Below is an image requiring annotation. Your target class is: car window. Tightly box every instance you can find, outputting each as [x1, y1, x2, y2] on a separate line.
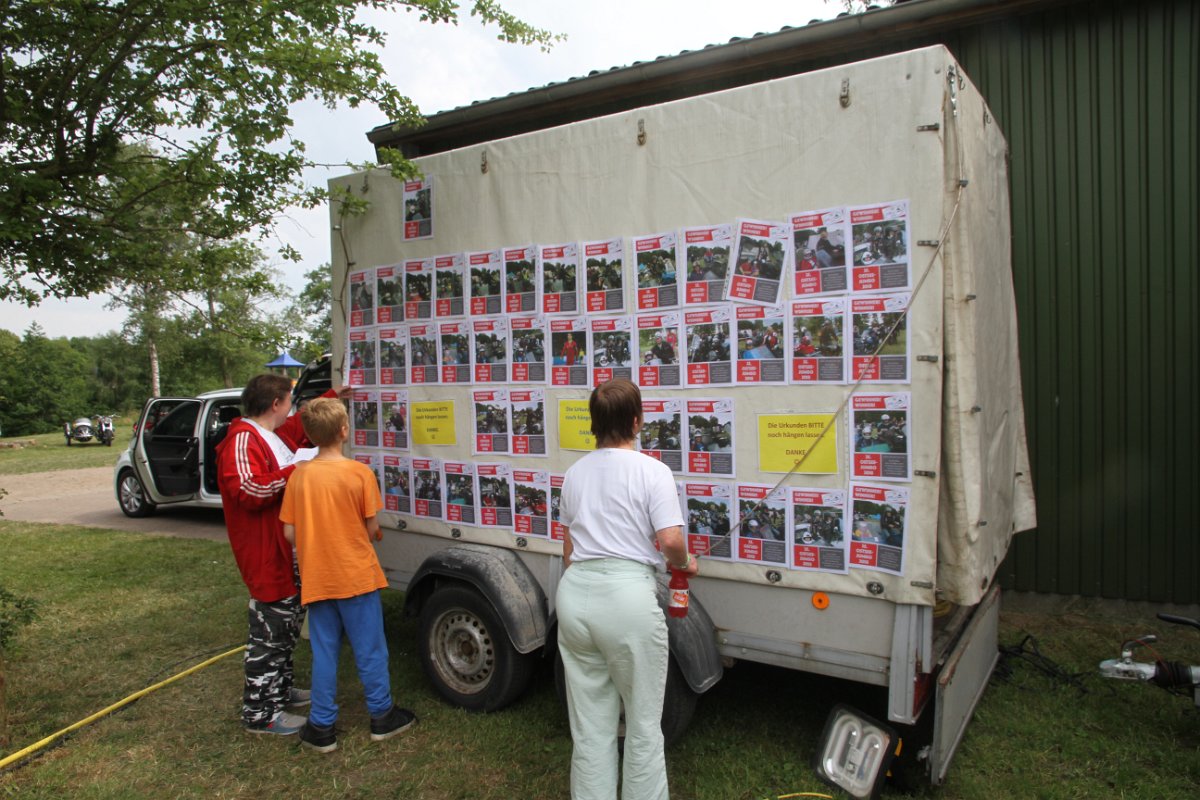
[150, 401, 201, 438]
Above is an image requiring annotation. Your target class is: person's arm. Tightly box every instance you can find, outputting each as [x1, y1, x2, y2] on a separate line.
[365, 515, 382, 542]
[655, 525, 699, 576]
[283, 523, 296, 545]
[561, 528, 574, 568]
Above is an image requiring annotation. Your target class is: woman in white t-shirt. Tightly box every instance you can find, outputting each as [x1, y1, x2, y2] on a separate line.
[556, 379, 700, 800]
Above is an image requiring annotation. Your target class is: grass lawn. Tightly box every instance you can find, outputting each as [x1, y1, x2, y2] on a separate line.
[1, 522, 1198, 798]
[0, 425, 133, 475]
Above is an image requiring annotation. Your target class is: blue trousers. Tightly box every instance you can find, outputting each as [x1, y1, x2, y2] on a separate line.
[306, 590, 393, 727]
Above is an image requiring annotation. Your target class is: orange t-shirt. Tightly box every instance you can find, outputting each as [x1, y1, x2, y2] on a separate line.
[279, 458, 386, 604]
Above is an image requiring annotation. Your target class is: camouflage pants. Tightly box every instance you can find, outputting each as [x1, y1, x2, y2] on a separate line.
[242, 594, 305, 726]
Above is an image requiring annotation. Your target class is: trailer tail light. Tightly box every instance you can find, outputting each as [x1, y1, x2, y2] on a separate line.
[813, 704, 897, 799]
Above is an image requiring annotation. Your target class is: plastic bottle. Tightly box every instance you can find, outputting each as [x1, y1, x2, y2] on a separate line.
[668, 567, 690, 618]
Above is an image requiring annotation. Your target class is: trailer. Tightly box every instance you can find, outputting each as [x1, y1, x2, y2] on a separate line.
[328, 45, 1034, 787]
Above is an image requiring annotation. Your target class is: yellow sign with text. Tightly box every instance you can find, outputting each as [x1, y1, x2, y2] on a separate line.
[757, 413, 838, 474]
[558, 399, 595, 452]
[412, 401, 457, 446]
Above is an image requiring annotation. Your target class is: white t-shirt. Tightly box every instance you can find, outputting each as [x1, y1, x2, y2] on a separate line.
[244, 418, 295, 467]
[560, 448, 684, 569]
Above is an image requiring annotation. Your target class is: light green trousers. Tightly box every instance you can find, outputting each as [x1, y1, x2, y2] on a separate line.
[556, 559, 669, 800]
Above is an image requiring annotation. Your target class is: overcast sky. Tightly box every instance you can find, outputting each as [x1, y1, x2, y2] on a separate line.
[2, 0, 837, 339]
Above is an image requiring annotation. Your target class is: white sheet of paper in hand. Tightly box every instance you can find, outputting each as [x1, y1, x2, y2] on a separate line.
[290, 447, 319, 465]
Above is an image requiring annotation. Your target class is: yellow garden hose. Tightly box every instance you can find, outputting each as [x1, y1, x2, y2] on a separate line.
[0, 645, 245, 771]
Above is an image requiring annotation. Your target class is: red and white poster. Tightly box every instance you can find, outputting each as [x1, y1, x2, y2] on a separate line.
[682, 480, 733, 561]
[380, 389, 409, 450]
[582, 238, 625, 314]
[635, 312, 682, 388]
[734, 483, 789, 566]
[685, 398, 735, 478]
[734, 304, 787, 385]
[349, 268, 375, 329]
[382, 454, 411, 514]
[476, 463, 514, 529]
[637, 398, 683, 473]
[434, 253, 466, 319]
[588, 315, 634, 387]
[634, 231, 680, 311]
[790, 299, 846, 384]
[540, 242, 579, 316]
[407, 322, 439, 385]
[403, 257, 434, 321]
[549, 316, 588, 387]
[549, 474, 567, 541]
[683, 306, 733, 387]
[411, 458, 444, 520]
[509, 315, 547, 384]
[503, 245, 538, 315]
[376, 264, 404, 324]
[353, 452, 382, 498]
[682, 224, 732, 306]
[513, 469, 551, 538]
[850, 293, 909, 383]
[850, 393, 911, 482]
[442, 460, 478, 525]
[351, 389, 379, 448]
[402, 177, 433, 241]
[849, 483, 908, 575]
[467, 249, 503, 317]
[378, 324, 407, 386]
[849, 200, 910, 293]
[471, 317, 509, 384]
[727, 218, 789, 307]
[790, 207, 850, 297]
[347, 327, 377, 386]
[472, 389, 510, 456]
[510, 388, 547, 457]
[787, 488, 848, 573]
[438, 321, 470, 384]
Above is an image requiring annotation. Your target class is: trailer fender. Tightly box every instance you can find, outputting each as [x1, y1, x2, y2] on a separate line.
[657, 582, 724, 694]
[404, 544, 548, 654]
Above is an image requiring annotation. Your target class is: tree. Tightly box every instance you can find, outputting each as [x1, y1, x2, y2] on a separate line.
[0, 324, 91, 435]
[1, 0, 560, 304]
[287, 264, 333, 364]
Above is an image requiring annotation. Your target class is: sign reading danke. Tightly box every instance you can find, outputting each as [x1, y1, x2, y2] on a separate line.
[558, 399, 595, 451]
[757, 413, 838, 473]
[412, 400, 457, 446]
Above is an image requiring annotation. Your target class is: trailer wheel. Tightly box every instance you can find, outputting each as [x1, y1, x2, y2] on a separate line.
[554, 647, 698, 747]
[117, 469, 157, 518]
[418, 584, 536, 712]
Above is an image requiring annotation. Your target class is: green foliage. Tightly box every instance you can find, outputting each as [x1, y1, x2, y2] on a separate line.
[0, 0, 558, 304]
[286, 264, 333, 363]
[0, 325, 90, 435]
[0, 586, 38, 652]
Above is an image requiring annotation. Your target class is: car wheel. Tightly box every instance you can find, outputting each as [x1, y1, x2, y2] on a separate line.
[418, 584, 536, 712]
[117, 469, 157, 518]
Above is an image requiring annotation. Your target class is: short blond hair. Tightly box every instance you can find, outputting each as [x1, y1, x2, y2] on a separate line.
[301, 398, 348, 447]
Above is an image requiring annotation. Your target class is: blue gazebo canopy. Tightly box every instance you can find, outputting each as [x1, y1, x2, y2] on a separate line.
[265, 352, 304, 368]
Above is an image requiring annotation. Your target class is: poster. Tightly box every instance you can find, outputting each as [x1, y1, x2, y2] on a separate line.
[378, 324, 407, 386]
[557, 399, 594, 451]
[583, 238, 626, 314]
[635, 312, 682, 388]
[476, 463, 514, 528]
[634, 231, 680, 311]
[637, 398, 683, 473]
[735, 483, 789, 566]
[509, 315, 547, 384]
[850, 393, 911, 482]
[351, 389, 379, 448]
[685, 398, 735, 477]
[442, 460, 478, 525]
[349, 268, 375, 328]
[438, 321, 470, 384]
[549, 474, 567, 541]
[403, 257, 434, 321]
[727, 218, 789, 306]
[376, 264, 404, 324]
[683, 481, 734, 560]
[434, 253, 466, 319]
[504, 245, 538, 314]
[683, 306, 734, 387]
[411, 457, 444, 520]
[849, 200, 910, 293]
[788, 488, 848, 573]
[382, 454, 411, 514]
[347, 327, 377, 386]
[540, 242, 579, 315]
[510, 388, 547, 457]
[682, 223, 732, 306]
[380, 389, 409, 450]
[850, 293, 910, 383]
[472, 389, 510, 455]
[734, 303, 787, 385]
[513, 469, 551, 538]
[549, 316, 588, 387]
[790, 207, 850, 296]
[407, 322, 439, 385]
[588, 315, 634, 386]
[411, 400, 456, 446]
[402, 177, 433, 241]
[467, 249, 503, 317]
[790, 299, 846, 384]
[756, 413, 839, 475]
[353, 452, 382, 497]
[849, 483, 908, 575]
[472, 317, 509, 384]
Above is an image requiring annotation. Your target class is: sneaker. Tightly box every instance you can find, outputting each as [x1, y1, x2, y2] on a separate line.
[287, 687, 312, 707]
[244, 710, 306, 736]
[369, 705, 417, 741]
[298, 720, 338, 753]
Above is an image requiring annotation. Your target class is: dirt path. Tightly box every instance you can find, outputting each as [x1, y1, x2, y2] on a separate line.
[0, 466, 228, 542]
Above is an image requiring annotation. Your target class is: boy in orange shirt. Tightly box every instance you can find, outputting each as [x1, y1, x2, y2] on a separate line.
[280, 398, 417, 752]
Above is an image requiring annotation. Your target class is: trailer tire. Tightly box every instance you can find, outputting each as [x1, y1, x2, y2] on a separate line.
[418, 584, 537, 712]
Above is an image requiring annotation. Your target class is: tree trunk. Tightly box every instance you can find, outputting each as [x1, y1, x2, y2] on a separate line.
[149, 338, 161, 397]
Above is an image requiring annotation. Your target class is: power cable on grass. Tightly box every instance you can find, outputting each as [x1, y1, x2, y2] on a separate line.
[995, 634, 1089, 694]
